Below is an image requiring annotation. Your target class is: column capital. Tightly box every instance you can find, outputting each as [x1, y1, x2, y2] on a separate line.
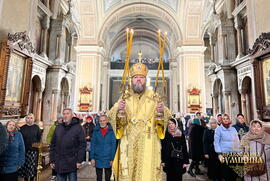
[103, 61, 109, 68]
[52, 89, 60, 94]
[239, 88, 248, 95]
[170, 61, 178, 69]
[177, 46, 207, 55]
[41, 16, 50, 30]
[208, 32, 217, 46]
[234, 16, 243, 29]
[212, 93, 218, 98]
[223, 90, 231, 96]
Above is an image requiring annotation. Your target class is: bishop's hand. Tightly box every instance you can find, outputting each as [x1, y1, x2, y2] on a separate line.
[118, 99, 126, 111]
[156, 102, 164, 113]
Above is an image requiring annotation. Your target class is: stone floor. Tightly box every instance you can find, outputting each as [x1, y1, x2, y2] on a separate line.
[19, 163, 210, 181]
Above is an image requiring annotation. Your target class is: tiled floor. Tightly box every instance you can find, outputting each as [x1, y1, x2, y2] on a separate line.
[19, 164, 210, 181]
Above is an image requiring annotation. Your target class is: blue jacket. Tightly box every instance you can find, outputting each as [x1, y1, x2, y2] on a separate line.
[90, 123, 116, 168]
[0, 131, 25, 174]
[214, 125, 240, 153]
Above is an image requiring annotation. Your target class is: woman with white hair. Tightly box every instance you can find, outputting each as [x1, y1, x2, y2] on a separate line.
[203, 118, 222, 181]
[18, 113, 41, 181]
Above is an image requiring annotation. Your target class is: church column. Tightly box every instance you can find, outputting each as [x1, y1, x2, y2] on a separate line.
[240, 90, 247, 119]
[208, 33, 216, 63]
[222, 34, 228, 60]
[235, 0, 239, 7]
[32, 90, 39, 117]
[40, 16, 50, 58]
[67, 36, 74, 62]
[51, 89, 60, 121]
[234, 16, 243, 59]
[45, 0, 49, 7]
[102, 60, 109, 110]
[226, 0, 233, 19]
[36, 89, 44, 121]
[224, 91, 231, 115]
[171, 61, 178, 112]
[64, 92, 70, 109]
[70, 35, 77, 61]
[55, 33, 63, 61]
[245, 92, 251, 123]
[212, 93, 218, 115]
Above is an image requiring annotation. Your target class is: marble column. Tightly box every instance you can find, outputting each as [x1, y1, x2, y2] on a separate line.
[171, 61, 178, 112]
[64, 92, 70, 109]
[40, 17, 50, 58]
[245, 93, 251, 123]
[36, 89, 44, 121]
[240, 91, 247, 119]
[65, 45, 70, 62]
[222, 34, 228, 60]
[32, 90, 39, 117]
[224, 91, 231, 115]
[234, 16, 243, 59]
[235, 0, 239, 7]
[208, 33, 217, 63]
[45, 0, 49, 7]
[101, 60, 109, 111]
[55, 33, 63, 62]
[226, 0, 233, 19]
[212, 93, 219, 115]
[51, 89, 60, 121]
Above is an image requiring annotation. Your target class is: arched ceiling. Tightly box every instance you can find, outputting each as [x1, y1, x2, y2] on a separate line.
[78, 0, 208, 57]
[103, 0, 180, 13]
[98, 2, 185, 59]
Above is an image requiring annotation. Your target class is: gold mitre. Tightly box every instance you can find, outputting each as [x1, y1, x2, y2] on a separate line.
[130, 62, 148, 77]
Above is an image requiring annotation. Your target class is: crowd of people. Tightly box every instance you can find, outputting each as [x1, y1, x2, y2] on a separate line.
[177, 112, 270, 181]
[0, 109, 270, 181]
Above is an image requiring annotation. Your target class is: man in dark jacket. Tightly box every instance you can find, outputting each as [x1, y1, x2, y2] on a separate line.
[232, 113, 249, 140]
[50, 108, 86, 181]
[188, 118, 205, 177]
[203, 118, 222, 181]
[90, 114, 116, 181]
[0, 122, 8, 171]
[0, 122, 7, 156]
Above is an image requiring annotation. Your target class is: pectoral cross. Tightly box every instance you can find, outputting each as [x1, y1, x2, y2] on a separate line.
[138, 51, 142, 63]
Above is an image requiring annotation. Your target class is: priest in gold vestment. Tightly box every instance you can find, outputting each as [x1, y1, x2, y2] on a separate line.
[108, 62, 171, 181]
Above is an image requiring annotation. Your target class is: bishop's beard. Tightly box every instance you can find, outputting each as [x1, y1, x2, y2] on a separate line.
[131, 82, 146, 94]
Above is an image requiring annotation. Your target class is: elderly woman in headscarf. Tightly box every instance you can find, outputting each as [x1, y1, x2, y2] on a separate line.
[161, 118, 189, 181]
[203, 118, 222, 181]
[241, 120, 270, 181]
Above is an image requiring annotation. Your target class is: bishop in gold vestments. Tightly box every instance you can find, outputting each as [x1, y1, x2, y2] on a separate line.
[108, 62, 171, 181]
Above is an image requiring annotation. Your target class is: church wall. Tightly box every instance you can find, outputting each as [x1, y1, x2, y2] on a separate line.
[253, 0, 270, 40]
[0, 0, 80, 143]
[246, 0, 270, 46]
[0, 0, 32, 40]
